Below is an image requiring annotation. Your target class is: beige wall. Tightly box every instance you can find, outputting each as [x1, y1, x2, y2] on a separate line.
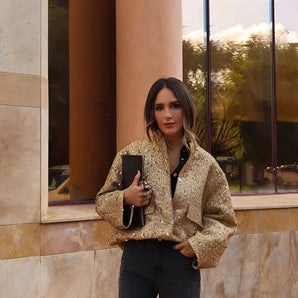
[0, 208, 298, 297]
[0, 0, 42, 226]
[0, 0, 298, 297]
[0, 1, 121, 296]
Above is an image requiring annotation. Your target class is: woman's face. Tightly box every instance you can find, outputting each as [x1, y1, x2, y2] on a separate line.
[154, 88, 184, 140]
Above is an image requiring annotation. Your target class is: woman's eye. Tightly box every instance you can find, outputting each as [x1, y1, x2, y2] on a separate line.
[155, 106, 163, 111]
[172, 103, 180, 109]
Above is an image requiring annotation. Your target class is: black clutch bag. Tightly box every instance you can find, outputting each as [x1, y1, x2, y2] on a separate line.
[122, 155, 145, 228]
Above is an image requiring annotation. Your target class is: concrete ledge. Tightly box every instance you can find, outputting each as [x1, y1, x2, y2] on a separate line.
[41, 204, 101, 223]
[232, 193, 298, 210]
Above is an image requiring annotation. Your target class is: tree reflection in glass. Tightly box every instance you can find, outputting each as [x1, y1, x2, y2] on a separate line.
[183, 0, 276, 193]
[276, 0, 298, 192]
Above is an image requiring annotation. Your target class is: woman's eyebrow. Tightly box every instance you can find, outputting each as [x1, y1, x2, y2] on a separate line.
[155, 100, 179, 105]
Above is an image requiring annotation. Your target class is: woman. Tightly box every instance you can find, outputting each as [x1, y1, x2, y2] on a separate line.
[96, 77, 237, 298]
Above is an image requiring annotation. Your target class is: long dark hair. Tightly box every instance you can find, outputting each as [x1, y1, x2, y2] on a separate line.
[144, 77, 196, 147]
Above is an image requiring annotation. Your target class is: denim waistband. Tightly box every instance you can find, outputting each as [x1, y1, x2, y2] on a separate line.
[125, 239, 179, 249]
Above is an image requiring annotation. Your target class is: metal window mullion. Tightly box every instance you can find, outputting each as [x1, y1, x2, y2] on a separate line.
[204, 0, 212, 153]
[271, 0, 278, 192]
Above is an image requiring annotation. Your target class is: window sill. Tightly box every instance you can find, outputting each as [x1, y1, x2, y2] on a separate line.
[41, 194, 298, 224]
[232, 193, 298, 210]
[41, 204, 101, 223]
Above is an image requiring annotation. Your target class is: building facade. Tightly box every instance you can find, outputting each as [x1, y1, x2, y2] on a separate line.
[0, 0, 297, 297]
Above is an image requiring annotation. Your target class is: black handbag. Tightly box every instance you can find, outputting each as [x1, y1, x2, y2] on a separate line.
[122, 155, 145, 228]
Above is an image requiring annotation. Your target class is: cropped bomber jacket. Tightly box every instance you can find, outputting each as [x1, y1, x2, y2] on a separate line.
[95, 137, 237, 269]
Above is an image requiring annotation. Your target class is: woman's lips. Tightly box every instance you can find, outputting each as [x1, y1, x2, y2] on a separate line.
[163, 122, 175, 128]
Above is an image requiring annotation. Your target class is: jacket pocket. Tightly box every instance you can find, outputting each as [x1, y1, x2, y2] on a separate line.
[186, 204, 203, 228]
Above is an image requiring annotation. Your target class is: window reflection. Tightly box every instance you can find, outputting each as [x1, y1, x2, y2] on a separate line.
[276, 0, 298, 192]
[182, 0, 207, 149]
[210, 0, 273, 193]
[182, 0, 292, 193]
[48, 165, 70, 201]
[48, 0, 116, 203]
[48, 0, 70, 203]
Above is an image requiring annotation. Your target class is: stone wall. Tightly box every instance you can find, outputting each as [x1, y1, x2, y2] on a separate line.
[1, 213, 297, 297]
[0, 1, 297, 297]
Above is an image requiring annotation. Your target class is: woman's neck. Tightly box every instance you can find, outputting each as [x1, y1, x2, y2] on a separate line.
[165, 135, 184, 151]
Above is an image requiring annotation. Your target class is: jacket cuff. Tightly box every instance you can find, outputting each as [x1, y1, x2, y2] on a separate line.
[96, 190, 128, 229]
[187, 235, 222, 269]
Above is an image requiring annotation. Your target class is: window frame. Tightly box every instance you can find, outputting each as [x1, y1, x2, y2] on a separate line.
[183, 0, 298, 195]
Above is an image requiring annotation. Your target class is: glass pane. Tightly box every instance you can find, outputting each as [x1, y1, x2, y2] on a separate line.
[275, 0, 298, 192]
[182, 0, 207, 149]
[48, 0, 70, 202]
[48, 0, 116, 203]
[210, 0, 274, 193]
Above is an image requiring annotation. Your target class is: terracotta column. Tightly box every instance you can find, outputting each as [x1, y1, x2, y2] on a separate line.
[69, 0, 116, 200]
[116, 0, 182, 150]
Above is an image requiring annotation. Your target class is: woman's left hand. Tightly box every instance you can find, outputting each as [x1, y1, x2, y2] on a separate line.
[173, 241, 196, 258]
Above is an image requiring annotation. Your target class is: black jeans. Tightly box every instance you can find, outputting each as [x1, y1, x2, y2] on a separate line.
[119, 239, 201, 298]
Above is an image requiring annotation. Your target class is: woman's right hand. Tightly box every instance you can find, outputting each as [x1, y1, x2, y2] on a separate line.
[123, 171, 152, 207]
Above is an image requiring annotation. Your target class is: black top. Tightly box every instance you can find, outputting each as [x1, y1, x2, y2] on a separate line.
[170, 146, 189, 196]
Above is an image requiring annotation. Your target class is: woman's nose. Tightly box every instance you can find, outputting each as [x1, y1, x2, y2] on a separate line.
[164, 108, 172, 119]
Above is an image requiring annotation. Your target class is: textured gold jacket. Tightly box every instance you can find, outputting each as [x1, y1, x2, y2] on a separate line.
[95, 137, 237, 269]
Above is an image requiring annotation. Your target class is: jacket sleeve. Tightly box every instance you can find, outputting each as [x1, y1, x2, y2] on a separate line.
[95, 151, 133, 229]
[187, 162, 237, 269]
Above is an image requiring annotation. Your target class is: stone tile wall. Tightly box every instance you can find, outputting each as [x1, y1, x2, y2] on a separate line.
[0, 256, 41, 298]
[0, 248, 122, 298]
[1, 230, 297, 298]
[0, 105, 41, 225]
[0, 0, 40, 75]
[0, 0, 43, 227]
[201, 231, 298, 298]
[0, 1, 298, 297]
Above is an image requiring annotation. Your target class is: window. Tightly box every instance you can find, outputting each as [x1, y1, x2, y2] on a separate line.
[48, 0, 70, 203]
[182, 0, 298, 194]
[48, 0, 116, 204]
[275, 0, 298, 192]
